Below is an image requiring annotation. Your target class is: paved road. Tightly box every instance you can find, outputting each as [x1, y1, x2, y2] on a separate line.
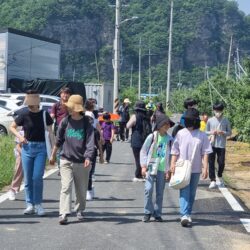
[0, 141, 250, 250]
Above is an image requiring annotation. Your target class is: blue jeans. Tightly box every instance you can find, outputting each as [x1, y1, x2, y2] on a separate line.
[179, 173, 200, 216]
[144, 171, 166, 217]
[21, 142, 47, 205]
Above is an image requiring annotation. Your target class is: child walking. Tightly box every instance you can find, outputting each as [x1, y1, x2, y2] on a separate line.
[101, 112, 115, 163]
[8, 129, 24, 201]
[140, 114, 174, 222]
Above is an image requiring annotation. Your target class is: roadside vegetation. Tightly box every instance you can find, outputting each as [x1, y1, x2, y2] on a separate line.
[0, 136, 15, 190]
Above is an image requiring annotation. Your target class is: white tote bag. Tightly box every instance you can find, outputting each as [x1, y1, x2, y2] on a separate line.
[169, 143, 198, 189]
[43, 111, 52, 159]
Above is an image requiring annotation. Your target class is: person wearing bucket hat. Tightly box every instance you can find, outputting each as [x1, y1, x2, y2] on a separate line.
[170, 108, 212, 227]
[206, 102, 231, 189]
[49, 94, 95, 225]
[10, 90, 54, 216]
[117, 98, 131, 141]
[127, 100, 151, 182]
[140, 113, 173, 222]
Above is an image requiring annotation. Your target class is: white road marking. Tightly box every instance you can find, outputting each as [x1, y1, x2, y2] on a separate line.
[0, 168, 58, 204]
[219, 187, 244, 211]
[240, 219, 250, 233]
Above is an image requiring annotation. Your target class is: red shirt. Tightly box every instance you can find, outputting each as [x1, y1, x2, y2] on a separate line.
[51, 102, 68, 126]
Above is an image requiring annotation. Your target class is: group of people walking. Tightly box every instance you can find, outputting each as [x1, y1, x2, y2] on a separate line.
[7, 90, 231, 227]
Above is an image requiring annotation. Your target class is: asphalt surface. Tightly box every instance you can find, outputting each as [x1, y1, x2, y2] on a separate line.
[0, 141, 250, 250]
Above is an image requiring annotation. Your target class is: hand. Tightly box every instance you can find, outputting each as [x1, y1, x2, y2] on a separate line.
[110, 138, 114, 144]
[141, 167, 147, 177]
[19, 136, 28, 144]
[84, 159, 90, 168]
[217, 130, 225, 135]
[212, 130, 217, 135]
[165, 170, 171, 181]
[201, 168, 208, 179]
[49, 155, 56, 165]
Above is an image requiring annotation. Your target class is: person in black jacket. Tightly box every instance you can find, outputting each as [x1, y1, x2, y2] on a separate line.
[118, 98, 131, 141]
[127, 100, 151, 182]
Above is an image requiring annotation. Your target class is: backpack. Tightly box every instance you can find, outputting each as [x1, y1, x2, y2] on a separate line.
[142, 118, 152, 142]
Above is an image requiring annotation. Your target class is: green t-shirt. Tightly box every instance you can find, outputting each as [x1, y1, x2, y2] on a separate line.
[152, 134, 169, 172]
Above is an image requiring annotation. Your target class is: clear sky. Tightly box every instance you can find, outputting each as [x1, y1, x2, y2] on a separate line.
[237, 0, 250, 15]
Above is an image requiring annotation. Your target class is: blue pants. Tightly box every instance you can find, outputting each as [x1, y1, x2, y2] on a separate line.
[21, 142, 47, 205]
[179, 173, 200, 216]
[144, 171, 165, 217]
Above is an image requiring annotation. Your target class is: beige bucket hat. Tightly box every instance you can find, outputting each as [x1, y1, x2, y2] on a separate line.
[65, 95, 84, 112]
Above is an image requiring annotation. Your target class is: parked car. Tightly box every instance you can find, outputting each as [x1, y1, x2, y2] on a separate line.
[0, 97, 23, 110]
[0, 93, 60, 104]
[0, 105, 11, 114]
[0, 113, 13, 135]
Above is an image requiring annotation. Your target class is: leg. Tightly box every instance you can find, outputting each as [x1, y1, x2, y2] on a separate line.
[208, 147, 216, 181]
[187, 173, 200, 215]
[119, 122, 125, 141]
[132, 147, 142, 178]
[106, 141, 112, 162]
[179, 182, 191, 217]
[154, 171, 166, 217]
[125, 127, 129, 140]
[217, 148, 226, 178]
[144, 175, 154, 215]
[73, 163, 90, 212]
[32, 143, 47, 205]
[59, 159, 73, 215]
[10, 152, 23, 193]
[21, 144, 35, 205]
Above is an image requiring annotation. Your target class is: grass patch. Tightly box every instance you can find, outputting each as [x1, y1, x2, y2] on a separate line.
[0, 136, 15, 190]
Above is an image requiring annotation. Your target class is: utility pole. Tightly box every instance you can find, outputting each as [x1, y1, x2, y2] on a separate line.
[148, 47, 152, 98]
[226, 36, 233, 80]
[130, 64, 133, 87]
[166, 0, 173, 110]
[138, 37, 142, 99]
[113, 0, 121, 113]
[95, 52, 100, 84]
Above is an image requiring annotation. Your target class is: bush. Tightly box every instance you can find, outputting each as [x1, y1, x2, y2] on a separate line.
[0, 136, 15, 190]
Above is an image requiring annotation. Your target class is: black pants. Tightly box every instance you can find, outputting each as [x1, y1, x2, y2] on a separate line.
[88, 148, 97, 191]
[208, 147, 226, 181]
[102, 140, 112, 162]
[119, 122, 129, 141]
[132, 147, 143, 179]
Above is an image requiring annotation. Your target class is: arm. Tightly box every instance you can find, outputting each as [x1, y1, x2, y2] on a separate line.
[170, 154, 178, 175]
[10, 121, 27, 144]
[201, 154, 209, 179]
[84, 122, 95, 167]
[110, 128, 115, 143]
[126, 114, 136, 129]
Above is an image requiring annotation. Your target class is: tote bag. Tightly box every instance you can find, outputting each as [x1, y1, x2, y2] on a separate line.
[169, 143, 198, 189]
[43, 111, 52, 159]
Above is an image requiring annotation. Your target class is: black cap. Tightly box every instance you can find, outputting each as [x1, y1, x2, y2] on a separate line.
[183, 108, 200, 120]
[155, 114, 175, 130]
[134, 100, 146, 111]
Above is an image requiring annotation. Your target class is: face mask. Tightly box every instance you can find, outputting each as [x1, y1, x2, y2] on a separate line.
[214, 111, 223, 118]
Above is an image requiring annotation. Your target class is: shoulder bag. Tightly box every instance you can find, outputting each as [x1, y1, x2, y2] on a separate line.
[169, 143, 198, 189]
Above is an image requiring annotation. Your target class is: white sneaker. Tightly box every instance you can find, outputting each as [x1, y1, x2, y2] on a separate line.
[8, 190, 16, 201]
[132, 177, 140, 182]
[216, 177, 225, 187]
[209, 181, 217, 189]
[24, 204, 35, 215]
[35, 204, 46, 216]
[181, 215, 189, 227]
[86, 190, 93, 201]
[187, 216, 192, 223]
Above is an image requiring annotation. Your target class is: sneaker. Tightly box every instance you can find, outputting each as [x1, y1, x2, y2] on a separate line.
[23, 204, 35, 215]
[209, 181, 217, 189]
[35, 204, 46, 216]
[104, 161, 108, 164]
[181, 215, 189, 227]
[132, 177, 140, 182]
[216, 177, 225, 187]
[187, 216, 192, 223]
[8, 190, 16, 201]
[86, 190, 93, 201]
[142, 214, 151, 222]
[76, 211, 84, 221]
[59, 214, 68, 225]
[155, 216, 163, 222]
